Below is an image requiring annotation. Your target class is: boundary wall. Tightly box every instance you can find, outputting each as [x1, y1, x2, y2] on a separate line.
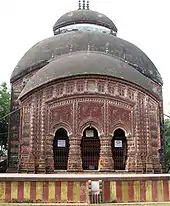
[0, 173, 170, 203]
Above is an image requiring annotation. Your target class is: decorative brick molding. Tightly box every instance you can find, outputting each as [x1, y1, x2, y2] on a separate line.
[17, 76, 162, 173]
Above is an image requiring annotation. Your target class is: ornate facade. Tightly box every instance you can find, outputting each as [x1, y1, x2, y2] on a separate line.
[8, 1, 164, 173]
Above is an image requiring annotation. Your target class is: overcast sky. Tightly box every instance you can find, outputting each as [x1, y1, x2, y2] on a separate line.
[0, 0, 170, 114]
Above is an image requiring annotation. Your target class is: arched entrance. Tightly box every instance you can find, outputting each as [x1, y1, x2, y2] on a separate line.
[81, 127, 100, 170]
[112, 128, 127, 170]
[53, 128, 69, 170]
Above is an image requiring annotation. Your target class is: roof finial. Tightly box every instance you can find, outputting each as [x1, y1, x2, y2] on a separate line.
[87, 0, 89, 10]
[83, 0, 85, 9]
[78, 0, 81, 10]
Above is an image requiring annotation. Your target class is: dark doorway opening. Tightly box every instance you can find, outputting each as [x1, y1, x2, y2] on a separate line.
[53, 128, 69, 170]
[112, 129, 127, 170]
[81, 127, 100, 170]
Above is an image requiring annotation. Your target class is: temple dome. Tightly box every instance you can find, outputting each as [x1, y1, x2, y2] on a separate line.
[53, 9, 118, 34]
[10, 31, 163, 85]
[19, 52, 161, 99]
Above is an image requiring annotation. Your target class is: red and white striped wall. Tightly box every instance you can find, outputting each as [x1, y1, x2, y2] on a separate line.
[0, 173, 170, 203]
[103, 179, 170, 202]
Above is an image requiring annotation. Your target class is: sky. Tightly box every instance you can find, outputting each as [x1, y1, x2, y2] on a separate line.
[0, 0, 170, 114]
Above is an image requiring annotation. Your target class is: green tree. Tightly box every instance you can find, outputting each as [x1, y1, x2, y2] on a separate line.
[165, 118, 170, 167]
[0, 82, 10, 156]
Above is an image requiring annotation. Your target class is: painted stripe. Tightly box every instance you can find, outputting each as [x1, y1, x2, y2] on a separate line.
[55, 181, 61, 202]
[110, 181, 116, 202]
[122, 181, 128, 202]
[49, 182, 55, 201]
[116, 181, 122, 202]
[163, 180, 169, 201]
[11, 182, 18, 200]
[146, 180, 152, 202]
[0, 182, 5, 200]
[128, 181, 134, 202]
[61, 181, 68, 202]
[74, 182, 80, 202]
[102, 180, 104, 201]
[104, 181, 110, 202]
[43, 181, 48, 202]
[0, 179, 170, 203]
[86, 181, 89, 203]
[134, 181, 140, 201]
[18, 182, 24, 202]
[168, 180, 170, 201]
[5, 182, 11, 202]
[68, 181, 74, 202]
[140, 181, 146, 202]
[152, 180, 157, 202]
[80, 181, 87, 202]
[24, 182, 30, 200]
[36, 181, 43, 201]
[157, 180, 164, 202]
[30, 182, 36, 202]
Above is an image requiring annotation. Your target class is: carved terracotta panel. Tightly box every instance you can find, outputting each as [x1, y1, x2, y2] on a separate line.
[77, 101, 104, 128]
[49, 103, 73, 131]
[108, 104, 131, 134]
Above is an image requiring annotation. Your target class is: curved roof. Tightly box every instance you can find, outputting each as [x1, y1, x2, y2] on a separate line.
[53, 9, 117, 32]
[11, 31, 163, 85]
[19, 52, 161, 99]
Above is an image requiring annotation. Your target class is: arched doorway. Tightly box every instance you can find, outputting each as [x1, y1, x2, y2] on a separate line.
[53, 128, 69, 170]
[81, 127, 100, 170]
[112, 128, 127, 170]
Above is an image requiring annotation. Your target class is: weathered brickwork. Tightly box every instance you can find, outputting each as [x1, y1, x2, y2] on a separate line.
[17, 76, 162, 173]
[8, 71, 39, 172]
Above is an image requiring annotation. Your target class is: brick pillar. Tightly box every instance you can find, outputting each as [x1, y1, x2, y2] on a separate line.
[36, 95, 46, 173]
[67, 137, 83, 171]
[145, 98, 153, 172]
[20, 96, 36, 173]
[99, 136, 114, 171]
[148, 101, 161, 172]
[134, 93, 143, 172]
[46, 135, 54, 173]
[126, 133, 136, 172]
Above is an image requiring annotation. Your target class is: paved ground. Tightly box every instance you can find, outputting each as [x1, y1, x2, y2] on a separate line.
[0, 203, 170, 206]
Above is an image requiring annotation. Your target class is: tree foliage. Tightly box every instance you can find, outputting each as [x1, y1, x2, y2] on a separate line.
[0, 82, 10, 155]
[165, 118, 170, 167]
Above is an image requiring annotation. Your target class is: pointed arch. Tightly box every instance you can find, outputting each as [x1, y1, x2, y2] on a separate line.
[50, 122, 72, 137]
[81, 126, 100, 170]
[110, 121, 130, 137]
[79, 120, 103, 137]
[53, 128, 69, 170]
[112, 128, 127, 170]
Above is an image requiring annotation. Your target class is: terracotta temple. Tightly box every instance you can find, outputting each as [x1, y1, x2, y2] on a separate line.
[8, 0, 165, 173]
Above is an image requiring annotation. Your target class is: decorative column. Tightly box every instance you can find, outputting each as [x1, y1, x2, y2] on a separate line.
[45, 134, 54, 173]
[36, 92, 46, 173]
[27, 96, 36, 173]
[134, 93, 143, 172]
[67, 136, 83, 171]
[145, 98, 153, 172]
[98, 135, 114, 171]
[148, 101, 161, 172]
[126, 133, 136, 172]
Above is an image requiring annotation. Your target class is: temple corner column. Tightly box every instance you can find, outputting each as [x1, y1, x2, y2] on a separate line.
[67, 136, 83, 172]
[98, 135, 114, 171]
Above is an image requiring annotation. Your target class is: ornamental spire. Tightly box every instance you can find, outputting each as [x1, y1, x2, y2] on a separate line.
[78, 0, 90, 10]
[83, 0, 85, 9]
[87, 0, 89, 10]
[78, 0, 81, 10]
